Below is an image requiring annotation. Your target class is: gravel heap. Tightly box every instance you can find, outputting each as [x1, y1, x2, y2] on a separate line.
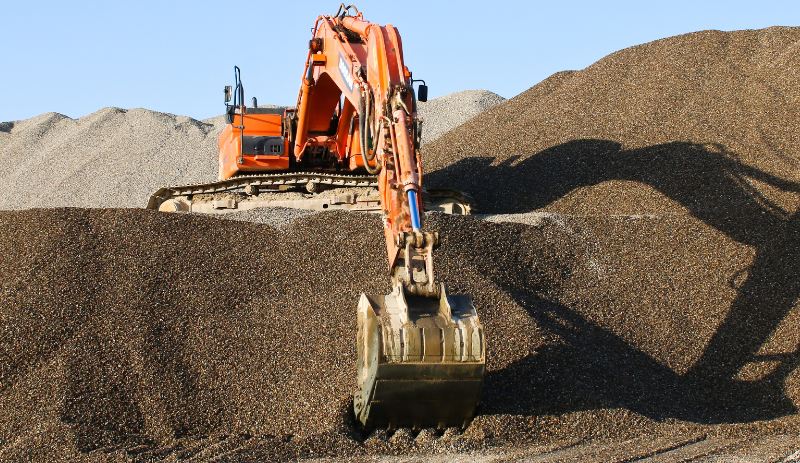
[0, 109, 225, 210]
[0, 92, 501, 211]
[1, 207, 798, 461]
[423, 26, 800, 217]
[416, 90, 506, 145]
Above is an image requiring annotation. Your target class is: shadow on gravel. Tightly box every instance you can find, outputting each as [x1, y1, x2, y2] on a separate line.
[435, 140, 800, 424]
[483, 295, 797, 424]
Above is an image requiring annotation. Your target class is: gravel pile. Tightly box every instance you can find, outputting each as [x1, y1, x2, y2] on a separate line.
[2, 26, 800, 461]
[423, 27, 800, 216]
[416, 90, 506, 145]
[0, 109, 226, 210]
[0, 92, 501, 212]
[0, 209, 385, 461]
[1, 207, 798, 461]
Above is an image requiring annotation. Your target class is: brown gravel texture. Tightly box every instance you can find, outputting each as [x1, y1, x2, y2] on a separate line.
[2, 26, 800, 461]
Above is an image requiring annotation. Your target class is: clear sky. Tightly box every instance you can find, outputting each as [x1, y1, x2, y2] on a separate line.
[1, 0, 797, 123]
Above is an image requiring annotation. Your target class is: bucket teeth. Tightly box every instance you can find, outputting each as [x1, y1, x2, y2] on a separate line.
[354, 285, 485, 431]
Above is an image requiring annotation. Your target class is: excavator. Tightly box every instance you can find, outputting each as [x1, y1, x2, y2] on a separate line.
[147, 4, 485, 430]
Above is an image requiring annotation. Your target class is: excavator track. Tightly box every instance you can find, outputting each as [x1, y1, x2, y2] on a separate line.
[146, 172, 474, 215]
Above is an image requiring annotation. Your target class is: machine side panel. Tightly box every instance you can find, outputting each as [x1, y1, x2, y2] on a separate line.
[218, 113, 289, 180]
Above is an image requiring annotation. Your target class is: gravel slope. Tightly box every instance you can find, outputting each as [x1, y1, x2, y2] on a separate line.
[422, 26, 800, 217]
[1, 207, 798, 461]
[0, 109, 225, 210]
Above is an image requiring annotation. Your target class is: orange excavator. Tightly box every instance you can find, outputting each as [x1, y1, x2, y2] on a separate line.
[148, 4, 485, 430]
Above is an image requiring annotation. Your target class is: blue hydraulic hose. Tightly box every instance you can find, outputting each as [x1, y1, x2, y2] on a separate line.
[407, 190, 421, 231]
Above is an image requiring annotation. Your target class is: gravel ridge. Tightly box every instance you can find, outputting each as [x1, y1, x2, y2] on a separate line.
[0, 91, 502, 212]
[422, 26, 800, 216]
[0, 108, 226, 210]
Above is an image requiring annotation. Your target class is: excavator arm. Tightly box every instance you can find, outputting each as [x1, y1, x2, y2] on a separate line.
[292, 5, 435, 293]
[290, 5, 486, 430]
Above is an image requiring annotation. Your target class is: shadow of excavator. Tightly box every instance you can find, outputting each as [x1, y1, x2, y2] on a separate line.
[427, 140, 800, 423]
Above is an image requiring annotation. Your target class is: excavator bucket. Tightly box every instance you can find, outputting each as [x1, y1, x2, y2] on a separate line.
[354, 285, 485, 430]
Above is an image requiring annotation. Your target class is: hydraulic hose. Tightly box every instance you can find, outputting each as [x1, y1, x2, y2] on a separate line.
[360, 91, 380, 174]
[234, 66, 245, 165]
[361, 91, 374, 161]
[407, 189, 421, 231]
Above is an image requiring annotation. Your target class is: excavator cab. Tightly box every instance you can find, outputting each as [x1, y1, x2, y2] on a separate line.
[218, 67, 290, 180]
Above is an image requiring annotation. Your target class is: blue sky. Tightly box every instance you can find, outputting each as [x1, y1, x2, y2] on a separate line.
[1, 0, 797, 122]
